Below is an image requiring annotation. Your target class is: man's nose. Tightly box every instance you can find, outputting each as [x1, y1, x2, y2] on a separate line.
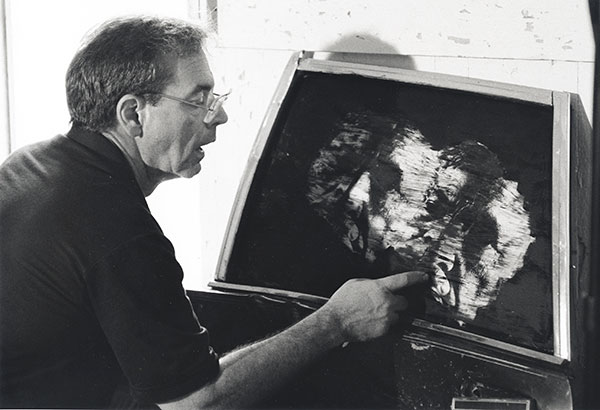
[213, 105, 228, 126]
[203, 104, 228, 127]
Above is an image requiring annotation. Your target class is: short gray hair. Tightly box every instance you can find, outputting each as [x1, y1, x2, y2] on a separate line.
[66, 16, 208, 132]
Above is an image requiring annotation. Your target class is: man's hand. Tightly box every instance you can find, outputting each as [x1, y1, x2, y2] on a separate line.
[321, 271, 429, 343]
[158, 270, 428, 410]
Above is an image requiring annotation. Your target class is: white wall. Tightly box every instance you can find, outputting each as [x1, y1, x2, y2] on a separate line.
[3, 0, 596, 291]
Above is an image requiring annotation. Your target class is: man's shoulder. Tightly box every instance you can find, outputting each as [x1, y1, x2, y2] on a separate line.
[0, 132, 158, 259]
[1, 133, 95, 184]
[1, 134, 67, 165]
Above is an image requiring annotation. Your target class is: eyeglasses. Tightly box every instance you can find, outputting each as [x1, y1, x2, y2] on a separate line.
[153, 90, 231, 124]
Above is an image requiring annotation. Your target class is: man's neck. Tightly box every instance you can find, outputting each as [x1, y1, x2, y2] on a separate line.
[101, 130, 161, 196]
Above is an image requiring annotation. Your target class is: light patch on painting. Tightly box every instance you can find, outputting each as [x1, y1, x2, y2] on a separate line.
[307, 113, 535, 322]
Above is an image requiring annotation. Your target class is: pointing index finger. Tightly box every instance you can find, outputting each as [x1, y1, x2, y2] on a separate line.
[377, 271, 429, 291]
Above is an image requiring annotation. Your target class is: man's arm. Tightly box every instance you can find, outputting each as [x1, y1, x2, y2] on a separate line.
[157, 271, 428, 410]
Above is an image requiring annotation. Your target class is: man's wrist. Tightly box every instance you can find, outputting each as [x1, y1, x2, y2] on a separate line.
[310, 305, 347, 348]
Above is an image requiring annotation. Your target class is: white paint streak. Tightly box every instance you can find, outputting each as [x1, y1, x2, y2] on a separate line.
[410, 342, 431, 351]
[307, 116, 534, 322]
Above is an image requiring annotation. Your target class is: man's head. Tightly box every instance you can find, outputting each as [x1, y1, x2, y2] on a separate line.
[66, 16, 207, 132]
[66, 16, 228, 186]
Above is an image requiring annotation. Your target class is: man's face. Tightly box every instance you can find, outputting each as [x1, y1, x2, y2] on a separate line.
[136, 51, 228, 178]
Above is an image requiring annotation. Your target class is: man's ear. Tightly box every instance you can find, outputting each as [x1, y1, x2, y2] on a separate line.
[115, 94, 146, 138]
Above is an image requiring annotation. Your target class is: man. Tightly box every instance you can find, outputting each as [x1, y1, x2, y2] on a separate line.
[0, 16, 427, 409]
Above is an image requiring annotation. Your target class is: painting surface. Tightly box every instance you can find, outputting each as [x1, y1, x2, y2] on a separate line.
[227, 71, 554, 353]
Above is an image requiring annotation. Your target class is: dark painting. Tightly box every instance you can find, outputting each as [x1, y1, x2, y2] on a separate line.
[226, 71, 554, 353]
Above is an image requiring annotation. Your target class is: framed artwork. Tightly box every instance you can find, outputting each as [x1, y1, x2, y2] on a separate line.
[214, 54, 591, 364]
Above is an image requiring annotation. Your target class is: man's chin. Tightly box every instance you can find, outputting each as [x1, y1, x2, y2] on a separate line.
[177, 162, 203, 179]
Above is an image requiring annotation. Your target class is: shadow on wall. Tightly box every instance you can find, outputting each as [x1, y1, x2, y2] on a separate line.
[320, 32, 416, 70]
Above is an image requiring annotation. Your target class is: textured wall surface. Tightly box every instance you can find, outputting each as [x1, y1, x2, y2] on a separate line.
[217, 0, 594, 61]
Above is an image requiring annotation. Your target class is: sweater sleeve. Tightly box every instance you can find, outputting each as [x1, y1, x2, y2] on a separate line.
[85, 232, 220, 405]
